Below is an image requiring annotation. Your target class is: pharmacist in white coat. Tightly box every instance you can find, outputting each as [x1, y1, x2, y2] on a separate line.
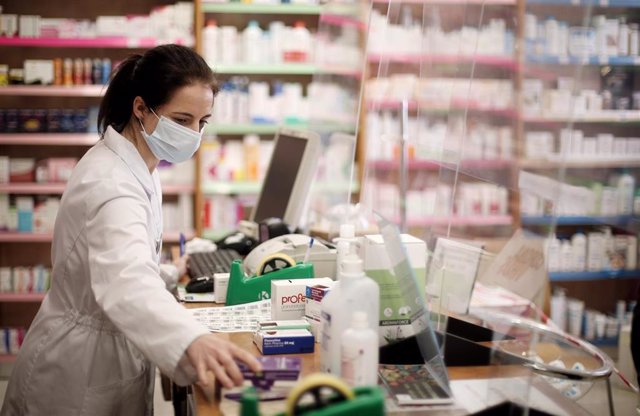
[1, 45, 260, 416]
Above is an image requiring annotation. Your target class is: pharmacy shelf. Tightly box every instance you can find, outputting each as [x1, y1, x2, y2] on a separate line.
[405, 215, 513, 227]
[0, 355, 17, 363]
[526, 55, 640, 66]
[522, 112, 640, 124]
[0, 293, 46, 302]
[0, 231, 194, 243]
[369, 159, 513, 171]
[367, 100, 518, 118]
[0, 85, 105, 97]
[212, 63, 316, 75]
[549, 269, 640, 282]
[319, 13, 366, 30]
[0, 133, 98, 146]
[368, 53, 518, 69]
[372, 0, 515, 4]
[202, 181, 358, 195]
[0, 183, 194, 195]
[201, 3, 322, 14]
[526, 0, 640, 6]
[0, 37, 186, 48]
[521, 215, 638, 226]
[206, 122, 355, 135]
[519, 159, 640, 169]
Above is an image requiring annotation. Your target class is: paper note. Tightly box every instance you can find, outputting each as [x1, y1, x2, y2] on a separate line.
[190, 300, 272, 333]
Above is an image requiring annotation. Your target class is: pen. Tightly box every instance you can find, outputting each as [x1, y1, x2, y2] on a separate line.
[302, 237, 314, 264]
[179, 232, 186, 256]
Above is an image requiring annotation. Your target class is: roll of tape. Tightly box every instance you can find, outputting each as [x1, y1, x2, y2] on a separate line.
[256, 253, 296, 276]
[285, 373, 354, 416]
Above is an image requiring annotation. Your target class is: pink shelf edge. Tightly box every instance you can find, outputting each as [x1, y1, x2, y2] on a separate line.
[0, 231, 195, 242]
[0, 355, 18, 363]
[367, 53, 517, 68]
[0, 85, 106, 97]
[319, 14, 366, 30]
[0, 293, 46, 302]
[367, 99, 517, 116]
[0, 36, 187, 48]
[403, 215, 513, 226]
[0, 133, 98, 145]
[0, 183, 193, 194]
[369, 159, 513, 170]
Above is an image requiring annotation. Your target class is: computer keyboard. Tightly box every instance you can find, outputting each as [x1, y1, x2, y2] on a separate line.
[188, 249, 242, 279]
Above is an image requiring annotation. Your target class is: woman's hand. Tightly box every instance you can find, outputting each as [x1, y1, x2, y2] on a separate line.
[186, 333, 262, 388]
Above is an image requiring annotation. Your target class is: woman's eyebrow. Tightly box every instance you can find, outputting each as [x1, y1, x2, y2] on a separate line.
[171, 112, 194, 118]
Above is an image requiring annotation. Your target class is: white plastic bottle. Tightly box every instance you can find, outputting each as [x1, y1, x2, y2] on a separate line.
[617, 170, 635, 215]
[341, 311, 379, 387]
[547, 235, 561, 272]
[560, 239, 573, 272]
[242, 20, 262, 65]
[626, 235, 637, 270]
[285, 21, 311, 63]
[320, 253, 379, 376]
[550, 287, 567, 332]
[202, 20, 219, 66]
[571, 231, 587, 272]
[333, 223, 356, 280]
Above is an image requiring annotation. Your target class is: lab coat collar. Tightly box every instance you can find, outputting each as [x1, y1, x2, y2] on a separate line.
[104, 126, 155, 196]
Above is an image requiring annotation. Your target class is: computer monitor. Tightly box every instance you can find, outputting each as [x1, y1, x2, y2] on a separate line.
[249, 127, 320, 230]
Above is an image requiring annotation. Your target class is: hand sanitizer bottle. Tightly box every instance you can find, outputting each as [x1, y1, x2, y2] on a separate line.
[341, 311, 379, 387]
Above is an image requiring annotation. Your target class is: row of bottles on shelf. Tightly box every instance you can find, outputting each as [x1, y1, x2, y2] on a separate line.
[369, 9, 513, 57]
[550, 288, 635, 341]
[211, 78, 356, 126]
[202, 195, 248, 235]
[366, 113, 513, 162]
[521, 170, 638, 217]
[525, 14, 640, 59]
[0, 327, 25, 356]
[362, 180, 508, 221]
[367, 76, 513, 109]
[524, 69, 640, 117]
[0, 2, 193, 43]
[545, 228, 637, 273]
[201, 135, 273, 183]
[0, 193, 194, 234]
[0, 58, 112, 87]
[0, 107, 98, 134]
[526, 128, 640, 161]
[1, 156, 76, 184]
[0, 266, 50, 294]
[203, 20, 312, 66]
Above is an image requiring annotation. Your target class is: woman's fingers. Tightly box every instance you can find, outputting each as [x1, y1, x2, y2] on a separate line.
[233, 346, 263, 374]
[208, 356, 234, 389]
[195, 357, 209, 387]
[219, 353, 244, 386]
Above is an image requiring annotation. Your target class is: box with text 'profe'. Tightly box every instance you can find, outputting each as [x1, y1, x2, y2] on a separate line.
[271, 278, 333, 320]
[304, 281, 334, 341]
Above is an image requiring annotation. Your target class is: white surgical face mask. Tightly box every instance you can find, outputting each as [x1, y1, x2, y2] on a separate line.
[139, 109, 203, 163]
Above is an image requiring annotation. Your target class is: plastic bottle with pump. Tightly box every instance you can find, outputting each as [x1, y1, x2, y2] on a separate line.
[341, 311, 379, 387]
[320, 252, 379, 376]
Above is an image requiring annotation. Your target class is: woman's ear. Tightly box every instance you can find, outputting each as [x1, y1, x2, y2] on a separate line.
[132, 96, 147, 121]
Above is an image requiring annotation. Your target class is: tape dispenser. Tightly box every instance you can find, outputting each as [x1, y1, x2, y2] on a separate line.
[240, 373, 385, 416]
[225, 253, 314, 306]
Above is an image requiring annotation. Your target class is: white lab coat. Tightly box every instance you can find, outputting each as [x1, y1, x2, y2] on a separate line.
[1, 126, 209, 416]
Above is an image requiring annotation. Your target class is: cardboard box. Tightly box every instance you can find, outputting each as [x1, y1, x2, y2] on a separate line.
[271, 277, 333, 320]
[257, 320, 311, 331]
[253, 329, 314, 355]
[213, 273, 229, 304]
[304, 282, 333, 322]
[358, 234, 426, 345]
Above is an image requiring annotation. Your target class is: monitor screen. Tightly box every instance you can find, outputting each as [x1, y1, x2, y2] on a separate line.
[251, 133, 308, 223]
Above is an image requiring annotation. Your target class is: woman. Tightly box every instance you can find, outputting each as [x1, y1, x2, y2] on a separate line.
[1, 45, 261, 415]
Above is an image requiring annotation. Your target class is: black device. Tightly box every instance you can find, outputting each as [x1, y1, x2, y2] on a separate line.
[187, 249, 243, 280]
[185, 276, 214, 293]
[215, 232, 257, 256]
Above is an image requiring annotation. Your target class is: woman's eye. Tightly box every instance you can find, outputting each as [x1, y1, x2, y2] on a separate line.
[173, 118, 189, 125]
[199, 120, 209, 130]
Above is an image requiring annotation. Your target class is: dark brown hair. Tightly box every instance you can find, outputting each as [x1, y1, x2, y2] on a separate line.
[98, 44, 218, 135]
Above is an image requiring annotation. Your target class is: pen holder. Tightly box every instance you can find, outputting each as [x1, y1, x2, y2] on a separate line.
[225, 259, 314, 306]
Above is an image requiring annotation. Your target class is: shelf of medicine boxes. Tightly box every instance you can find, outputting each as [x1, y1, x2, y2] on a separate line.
[525, 0, 640, 7]
[367, 53, 519, 71]
[0, 183, 194, 195]
[0, 37, 189, 49]
[369, 159, 513, 171]
[0, 231, 195, 243]
[549, 269, 640, 282]
[207, 122, 356, 135]
[366, 100, 519, 118]
[0, 133, 99, 146]
[0, 85, 105, 97]
[201, 180, 360, 195]
[400, 215, 514, 227]
[521, 215, 640, 226]
[201, 2, 322, 15]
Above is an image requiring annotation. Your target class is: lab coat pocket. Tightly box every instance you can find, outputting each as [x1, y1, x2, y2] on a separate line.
[80, 368, 148, 416]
